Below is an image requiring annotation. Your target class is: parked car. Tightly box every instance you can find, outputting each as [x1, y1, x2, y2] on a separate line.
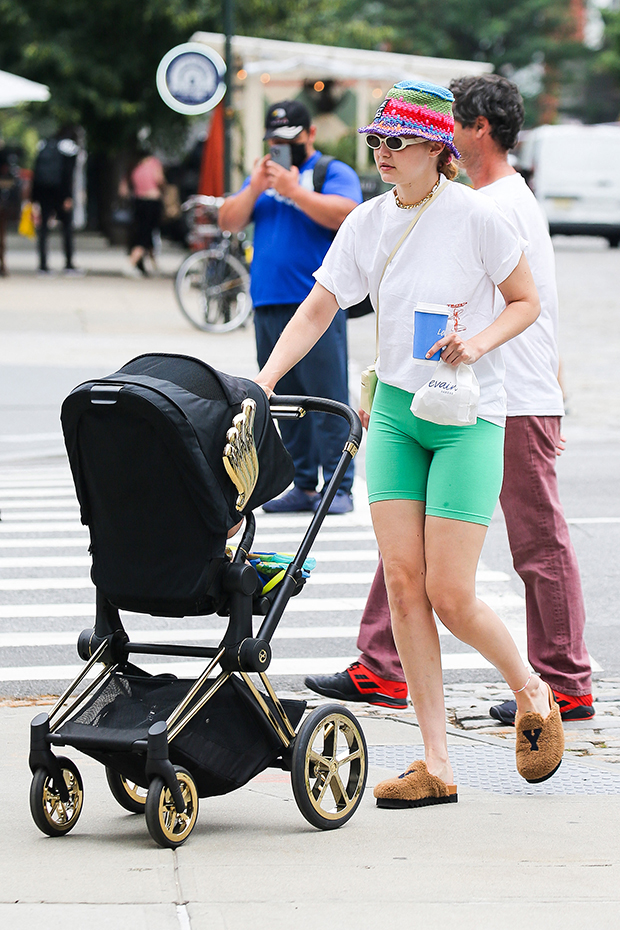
[515, 123, 620, 247]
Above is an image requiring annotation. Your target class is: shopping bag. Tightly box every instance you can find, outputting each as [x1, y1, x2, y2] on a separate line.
[18, 201, 36, 240]
[410, 361, 480, 426]
[360, 365, 378, 415]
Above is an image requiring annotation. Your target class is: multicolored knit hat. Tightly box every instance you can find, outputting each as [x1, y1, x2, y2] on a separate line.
[359, 80, 460, 159]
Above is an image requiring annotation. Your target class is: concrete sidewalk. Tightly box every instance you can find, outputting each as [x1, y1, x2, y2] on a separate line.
[2, 230, 186, 278]
[2, 695, 620, 930]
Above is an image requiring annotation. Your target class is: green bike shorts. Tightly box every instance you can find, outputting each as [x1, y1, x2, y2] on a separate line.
[365, 380, 505, 526]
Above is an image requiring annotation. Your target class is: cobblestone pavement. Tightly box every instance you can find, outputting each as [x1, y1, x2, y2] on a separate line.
[285, 677, 620, 766]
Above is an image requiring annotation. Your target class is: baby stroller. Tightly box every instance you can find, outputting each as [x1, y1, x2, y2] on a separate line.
[28, 354, 367, 848]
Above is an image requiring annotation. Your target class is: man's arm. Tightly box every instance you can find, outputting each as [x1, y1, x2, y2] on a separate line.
[218, 155, 271, 232]
[265, 161, 358, 230]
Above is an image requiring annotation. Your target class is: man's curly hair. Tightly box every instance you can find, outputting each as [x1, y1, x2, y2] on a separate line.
[449, 75, 524, 152]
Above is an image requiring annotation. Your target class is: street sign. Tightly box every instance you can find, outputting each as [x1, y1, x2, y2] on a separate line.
[156, 43, 226, 115]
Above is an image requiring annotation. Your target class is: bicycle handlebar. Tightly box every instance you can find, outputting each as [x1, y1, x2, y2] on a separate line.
[181, 195, 225, 212]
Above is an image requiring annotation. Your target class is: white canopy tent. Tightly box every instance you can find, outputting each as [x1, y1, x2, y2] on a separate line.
[191, 32, 493, 178]
[0, 69, 50, 108]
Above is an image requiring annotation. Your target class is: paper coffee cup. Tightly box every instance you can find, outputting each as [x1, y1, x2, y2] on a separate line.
[413, 302, 450, 363]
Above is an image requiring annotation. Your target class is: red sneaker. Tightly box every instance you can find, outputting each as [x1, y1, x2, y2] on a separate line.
[305, 661, 408, 708]
[552, 690, 595, 721]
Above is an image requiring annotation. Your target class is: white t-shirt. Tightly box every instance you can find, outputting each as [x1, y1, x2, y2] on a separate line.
[314, 177, 524, 425]
[481, 174, 564, 416]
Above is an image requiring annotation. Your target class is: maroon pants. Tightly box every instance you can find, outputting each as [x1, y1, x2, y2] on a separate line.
[358, 415, 592, 696]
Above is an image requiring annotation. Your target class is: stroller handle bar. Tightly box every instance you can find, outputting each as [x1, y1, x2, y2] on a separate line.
[269, 395, 362, 450]
[257, 395, 362, 644]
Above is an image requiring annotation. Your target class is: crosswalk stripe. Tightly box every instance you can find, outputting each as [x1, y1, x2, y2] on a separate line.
[0, 522, 377, 542]
[0, 500, 79, 510]
[0, 573, 379, 590]
[0, 522, 87, 533]
[0, 598, 370, 618]
[0, 511, 80, 521]
[0, 621, 508, 650]
[0, 556, 92, 567]
[0, 653, 500, 683]
[0, 626, 363, 648]
[0, 570, 513, 591]
[0, 489, 77, 499]
[0, 538, 89, 549]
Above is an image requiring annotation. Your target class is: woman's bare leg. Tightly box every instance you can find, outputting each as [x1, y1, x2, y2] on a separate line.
[130, 245, 145, 267]
[424, 515, 551, 718]
[370, 500, 454, 785]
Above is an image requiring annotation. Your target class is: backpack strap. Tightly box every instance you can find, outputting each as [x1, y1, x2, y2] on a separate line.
[312, 155, 336, 192]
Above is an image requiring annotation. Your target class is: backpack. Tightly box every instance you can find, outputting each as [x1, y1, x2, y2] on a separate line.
[313, 155, 373, 319]
[312, 154, 336, 194]
[33, 140, 64, 188]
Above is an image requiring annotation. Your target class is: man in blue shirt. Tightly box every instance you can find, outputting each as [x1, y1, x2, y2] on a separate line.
[219, 100, 362, 513]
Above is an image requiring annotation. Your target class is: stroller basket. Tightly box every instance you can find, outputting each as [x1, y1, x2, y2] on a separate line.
[28, 354, 368, 848]
[57, 671, 305, 797]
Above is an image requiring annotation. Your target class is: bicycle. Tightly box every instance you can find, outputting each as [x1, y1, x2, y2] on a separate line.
[174, 195, 253, 333]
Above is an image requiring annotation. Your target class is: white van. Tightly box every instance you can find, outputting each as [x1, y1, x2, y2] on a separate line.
[515, 123, 620, 247]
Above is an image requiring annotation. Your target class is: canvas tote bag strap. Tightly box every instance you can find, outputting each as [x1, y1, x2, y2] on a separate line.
[373, 180, 450, 362]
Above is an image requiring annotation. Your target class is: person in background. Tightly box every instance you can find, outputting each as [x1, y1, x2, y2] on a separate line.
[31, 127, 81, 276]
[218, 100, 362, 514]
[305, 74, 594, 728]
[120, 150, 165, 278]
[0, 138, 19, 276]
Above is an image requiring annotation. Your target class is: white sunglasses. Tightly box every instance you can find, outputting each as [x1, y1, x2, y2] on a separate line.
[365, 134, 426, 151]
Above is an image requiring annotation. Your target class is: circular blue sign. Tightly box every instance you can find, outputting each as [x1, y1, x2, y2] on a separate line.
[156, 43, 226, 115]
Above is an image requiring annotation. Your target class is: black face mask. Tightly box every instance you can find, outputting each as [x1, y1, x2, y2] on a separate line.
[290, 141, 308, 168]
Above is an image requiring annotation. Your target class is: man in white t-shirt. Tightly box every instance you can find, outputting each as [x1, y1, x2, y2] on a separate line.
[305, 74, 594, 723]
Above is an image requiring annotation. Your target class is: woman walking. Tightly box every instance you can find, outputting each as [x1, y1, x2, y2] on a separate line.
[255, 80, 564, 807]
[120, 150, 165, 277]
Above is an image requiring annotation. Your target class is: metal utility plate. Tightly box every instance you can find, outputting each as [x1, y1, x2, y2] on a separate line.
[368, 744, 620, 796]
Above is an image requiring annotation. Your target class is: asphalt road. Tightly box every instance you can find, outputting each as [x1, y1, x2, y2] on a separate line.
[0, 233, 619, 696]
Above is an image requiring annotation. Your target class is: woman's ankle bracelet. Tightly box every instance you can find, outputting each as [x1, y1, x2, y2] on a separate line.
[511, 672, 533, 694]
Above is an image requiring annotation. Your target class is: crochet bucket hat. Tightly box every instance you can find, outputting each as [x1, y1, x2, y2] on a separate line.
[359, 80, 460, 159]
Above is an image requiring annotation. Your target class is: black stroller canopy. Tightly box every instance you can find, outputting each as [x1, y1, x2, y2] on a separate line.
[61, 354, 294, 617]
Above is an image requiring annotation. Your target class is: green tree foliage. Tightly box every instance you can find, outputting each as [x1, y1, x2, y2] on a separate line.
[378, 0, 576, 71]
[0, 0, 219, 153]
[0, 0, 590, 151]
[234, 0, 392, 50]
[597, 6, 620, 85]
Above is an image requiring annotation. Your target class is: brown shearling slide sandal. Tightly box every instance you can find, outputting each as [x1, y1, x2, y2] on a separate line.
[515, 682, 565, 783]
[373, 760, 458, 809]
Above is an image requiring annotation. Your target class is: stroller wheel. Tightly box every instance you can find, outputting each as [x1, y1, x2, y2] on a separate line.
[105, 767, 147, 814]
[29, 757, 84, 837]
[145, 766, 199, 848]
[291, 704, 368, 830]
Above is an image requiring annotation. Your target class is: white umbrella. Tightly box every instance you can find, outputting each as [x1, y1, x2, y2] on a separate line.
[0, 69, 50, 108]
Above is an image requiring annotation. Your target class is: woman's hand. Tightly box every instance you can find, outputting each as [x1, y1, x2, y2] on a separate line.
[254, 379, 274, 399]
[359, 408, 370, 430]
[426, 332, 483, 367]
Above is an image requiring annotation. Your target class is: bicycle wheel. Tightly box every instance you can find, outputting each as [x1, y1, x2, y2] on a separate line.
[175, 248, 252, 333]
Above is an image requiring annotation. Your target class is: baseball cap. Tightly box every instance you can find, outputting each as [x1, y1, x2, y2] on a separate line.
[264, 100, 311, 140]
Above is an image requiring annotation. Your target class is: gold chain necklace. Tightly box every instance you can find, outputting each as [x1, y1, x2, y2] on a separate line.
[393, 176, 441, 210]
